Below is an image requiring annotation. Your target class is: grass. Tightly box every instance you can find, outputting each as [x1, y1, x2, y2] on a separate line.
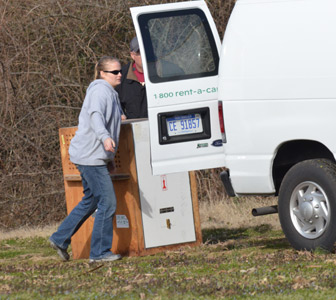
[1, 198, 336, 299]
[1, 225, 336, 299]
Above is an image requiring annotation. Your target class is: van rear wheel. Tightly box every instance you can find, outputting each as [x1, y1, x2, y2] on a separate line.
[278, 159, 336, 251]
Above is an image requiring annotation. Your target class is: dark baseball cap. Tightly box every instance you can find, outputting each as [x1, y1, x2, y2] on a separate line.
[130, 37, 139, 52]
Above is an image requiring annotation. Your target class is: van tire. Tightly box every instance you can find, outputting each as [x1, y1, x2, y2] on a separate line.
[278, 159, 336, 252]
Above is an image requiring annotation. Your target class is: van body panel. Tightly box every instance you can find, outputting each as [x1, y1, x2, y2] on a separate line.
[224, 99, 336, 194]
[220, 0, 336, 101]
[131, 1, 225, 175]
[148, 100, 226, 175]
[219, 0, 336, 194]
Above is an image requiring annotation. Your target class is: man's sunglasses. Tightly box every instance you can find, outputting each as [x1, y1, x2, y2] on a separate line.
[103, 70, 122, 75]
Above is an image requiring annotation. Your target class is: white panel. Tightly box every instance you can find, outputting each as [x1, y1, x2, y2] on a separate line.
[219, 0, 336, 100]
[132, 120, 196, 248]
[148, 101, 226, 175]
[131, 0, 221, 108]
[131, 1, 225, 175]
[220, 0, 336, 101]
[218, 0, 336, 195]
[223, 99, 336, 194]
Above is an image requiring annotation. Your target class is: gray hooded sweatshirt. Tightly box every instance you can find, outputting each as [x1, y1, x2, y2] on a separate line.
[69, 79, 123, 165]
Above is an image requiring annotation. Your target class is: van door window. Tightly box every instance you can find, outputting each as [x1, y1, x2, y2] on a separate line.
[138, 9, 219, 83]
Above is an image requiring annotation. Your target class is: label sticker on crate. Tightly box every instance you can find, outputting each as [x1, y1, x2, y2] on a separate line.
[161, 175, 168, 191]
[116, 215, 129, 228]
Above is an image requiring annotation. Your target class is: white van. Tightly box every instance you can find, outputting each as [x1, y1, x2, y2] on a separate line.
[130, 0, 336, 251]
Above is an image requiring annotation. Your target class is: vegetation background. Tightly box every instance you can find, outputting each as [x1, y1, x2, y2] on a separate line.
[0, 0, 240, 230]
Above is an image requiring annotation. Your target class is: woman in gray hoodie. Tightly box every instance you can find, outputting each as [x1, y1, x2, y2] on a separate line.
[50, 56, 125, 262]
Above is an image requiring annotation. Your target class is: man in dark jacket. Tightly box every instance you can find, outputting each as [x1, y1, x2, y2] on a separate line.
[115, 37, 148, 119]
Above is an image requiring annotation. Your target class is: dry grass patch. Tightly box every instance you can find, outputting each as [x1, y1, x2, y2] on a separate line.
[0, 196, 281, 241]
[200, 196, 281, 230]
[0, 224, 58, 241]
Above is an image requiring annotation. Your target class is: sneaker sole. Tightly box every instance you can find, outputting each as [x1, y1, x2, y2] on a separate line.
[89, 255, 121, 263]
[49, 240, 69, 261]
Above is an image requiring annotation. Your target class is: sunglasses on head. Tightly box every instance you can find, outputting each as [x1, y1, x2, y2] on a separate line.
[103, 70, 122, 75]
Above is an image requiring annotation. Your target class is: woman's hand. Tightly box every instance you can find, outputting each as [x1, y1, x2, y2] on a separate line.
[104, 137, 116, 152]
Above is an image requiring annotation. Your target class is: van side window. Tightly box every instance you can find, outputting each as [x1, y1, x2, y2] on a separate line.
[138, 9, 219, 83]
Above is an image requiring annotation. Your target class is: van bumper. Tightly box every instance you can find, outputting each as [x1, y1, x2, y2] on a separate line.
[220, 170, 236, 197]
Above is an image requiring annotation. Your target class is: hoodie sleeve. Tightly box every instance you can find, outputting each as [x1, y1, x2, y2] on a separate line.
[87, 88, 111, 143]
[90, 112, 110, 142]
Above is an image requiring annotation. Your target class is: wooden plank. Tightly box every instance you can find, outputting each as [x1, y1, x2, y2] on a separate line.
[189, 171, 203, 246]
[62, 180, 93, 259]
[59, 125, 144, 258]
[64, 174, 131, 182]
[110, 173, 131, 181]
[59, 127, 80, 178]
[64, 175, 81, 181]
[112, 124, 143, 256]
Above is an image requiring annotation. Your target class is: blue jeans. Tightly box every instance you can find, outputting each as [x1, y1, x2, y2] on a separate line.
[50, 165, 117, 259]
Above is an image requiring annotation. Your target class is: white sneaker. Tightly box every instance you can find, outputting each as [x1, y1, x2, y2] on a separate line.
[89, 253, 121, 263]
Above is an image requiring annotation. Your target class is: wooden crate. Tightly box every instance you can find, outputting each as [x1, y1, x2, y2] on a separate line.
[59, 123, 202, 259]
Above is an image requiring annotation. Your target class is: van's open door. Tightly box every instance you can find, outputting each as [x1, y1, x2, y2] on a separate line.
[131, 0, 225, 175]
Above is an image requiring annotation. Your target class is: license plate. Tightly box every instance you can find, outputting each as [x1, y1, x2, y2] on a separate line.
[166, 114, 203, 136]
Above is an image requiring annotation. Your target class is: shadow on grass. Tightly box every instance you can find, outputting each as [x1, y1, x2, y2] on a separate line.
[202, 224, 290, 250]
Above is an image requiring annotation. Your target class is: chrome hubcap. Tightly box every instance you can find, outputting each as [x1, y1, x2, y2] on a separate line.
[290, 181, 330, 239]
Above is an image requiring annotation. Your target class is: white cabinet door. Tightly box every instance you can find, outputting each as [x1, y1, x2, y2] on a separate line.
[132, 121, 196, 248]
[131, 1, 226, 175]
